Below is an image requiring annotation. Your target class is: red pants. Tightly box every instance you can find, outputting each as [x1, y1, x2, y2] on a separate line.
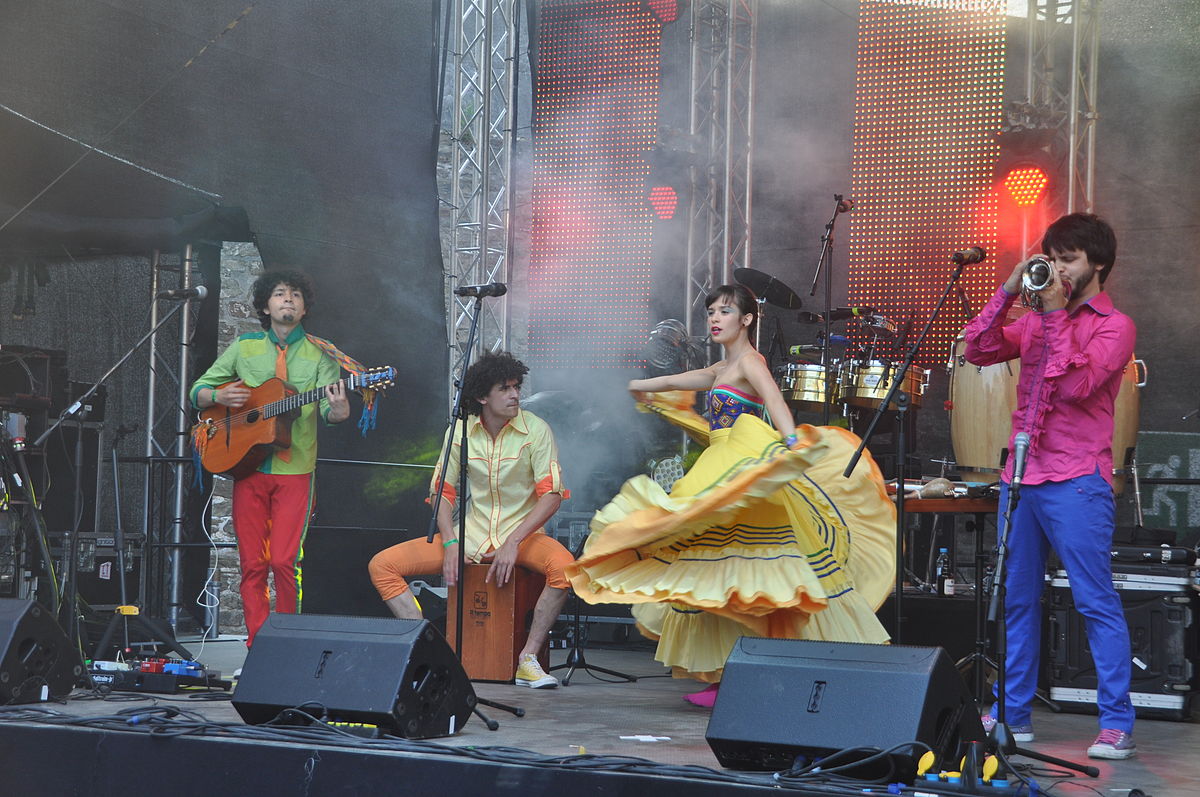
[368, 532, 573, 601]
[231, 471, 315, 645]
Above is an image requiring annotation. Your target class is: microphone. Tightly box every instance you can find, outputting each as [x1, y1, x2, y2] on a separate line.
[157, 285, 208, 300]
[1010, 432, 1031, 490]
[951, 246, 987, 265]
[798, 306, 877, 323]
[454, 282, 507, 298]
[837, 197, 854, 213]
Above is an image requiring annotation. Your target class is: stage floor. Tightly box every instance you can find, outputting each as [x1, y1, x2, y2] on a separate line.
[4, 638, 1197, 796]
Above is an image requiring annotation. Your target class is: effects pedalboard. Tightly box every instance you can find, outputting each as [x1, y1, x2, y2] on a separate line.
[88, 657, 233, 694]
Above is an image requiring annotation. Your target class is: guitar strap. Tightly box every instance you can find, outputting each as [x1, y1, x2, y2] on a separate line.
[304, 334, 380, 436]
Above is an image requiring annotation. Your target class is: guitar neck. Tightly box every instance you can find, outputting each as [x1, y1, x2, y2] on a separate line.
[264, 374, 358, 418]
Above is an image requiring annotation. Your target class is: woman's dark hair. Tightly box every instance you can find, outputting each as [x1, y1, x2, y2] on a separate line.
[462, 351, 529, 416]
[704, 284, 759, 346]
[1041, 213, 1117, 283]
[252, 270, 316, 329]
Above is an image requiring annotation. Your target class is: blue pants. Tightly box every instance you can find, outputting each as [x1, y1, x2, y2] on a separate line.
[992, 470, 1134, 732]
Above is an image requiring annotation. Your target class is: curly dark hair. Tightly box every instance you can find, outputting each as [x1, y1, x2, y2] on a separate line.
[1041, 213, 1117, 283]
[252, 270, 316, 329]
[462, 351, 528, 416]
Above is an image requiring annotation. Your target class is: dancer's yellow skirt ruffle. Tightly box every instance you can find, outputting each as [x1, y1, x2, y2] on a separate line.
[565, 391, 896, 682]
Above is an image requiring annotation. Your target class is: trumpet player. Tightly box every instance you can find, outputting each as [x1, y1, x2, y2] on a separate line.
[963, 213, 1138, 760]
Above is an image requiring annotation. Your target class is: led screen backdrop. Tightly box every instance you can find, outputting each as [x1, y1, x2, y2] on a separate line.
[527, 0, 666, 369]
[848, 0, 1006, 364]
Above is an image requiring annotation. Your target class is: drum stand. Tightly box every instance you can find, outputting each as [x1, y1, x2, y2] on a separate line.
[844, 258, 968, 643]
[427, 292, 521, 730]
[955, 509, 998, 701]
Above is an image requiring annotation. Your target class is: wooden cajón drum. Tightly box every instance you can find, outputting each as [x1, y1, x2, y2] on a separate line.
[447, 563, 548, 682]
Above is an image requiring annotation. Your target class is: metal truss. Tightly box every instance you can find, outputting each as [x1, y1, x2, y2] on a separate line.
[141, 246, 202, 627]
[444, 0, 517, 393]
[1025, 0, 1099, 212]
[684, 0, 756, 337]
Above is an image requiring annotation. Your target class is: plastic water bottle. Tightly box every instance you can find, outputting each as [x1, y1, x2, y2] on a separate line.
[935, 548, 954, 596]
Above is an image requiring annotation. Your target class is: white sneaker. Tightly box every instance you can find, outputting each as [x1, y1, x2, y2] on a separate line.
[514, 654, 558, 688]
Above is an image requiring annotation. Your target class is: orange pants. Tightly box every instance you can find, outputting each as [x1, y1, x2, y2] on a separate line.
[368, 532, 573, 601]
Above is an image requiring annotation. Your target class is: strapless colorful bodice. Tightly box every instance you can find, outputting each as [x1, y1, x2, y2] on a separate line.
[708, 385, 764, 431]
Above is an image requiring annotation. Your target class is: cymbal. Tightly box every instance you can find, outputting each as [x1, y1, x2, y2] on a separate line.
[733, 268, 803, 310]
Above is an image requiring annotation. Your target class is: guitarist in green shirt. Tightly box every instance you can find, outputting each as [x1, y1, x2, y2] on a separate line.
[191, 271, 349, 647]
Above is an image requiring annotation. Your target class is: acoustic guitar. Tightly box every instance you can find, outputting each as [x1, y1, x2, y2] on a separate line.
[194, 366, 395, 479]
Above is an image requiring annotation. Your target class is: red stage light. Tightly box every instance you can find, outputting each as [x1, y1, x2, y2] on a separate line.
[648, 186, 677, 219]
[646, 0, 679, 24]
[1002, 165, 1049, 206]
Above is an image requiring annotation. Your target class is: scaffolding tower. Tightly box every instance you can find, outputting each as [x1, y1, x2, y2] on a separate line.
[443, 0, 519, 396]
[141, 246, 203, 629]
[1025, 0, 1100, 213]
[684, 0, 756, 337]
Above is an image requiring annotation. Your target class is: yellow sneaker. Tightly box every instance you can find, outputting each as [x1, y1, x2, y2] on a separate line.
[514, 654, 558, 689]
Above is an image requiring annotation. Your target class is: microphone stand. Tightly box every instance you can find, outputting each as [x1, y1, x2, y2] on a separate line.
[549, 537, 637, 686]
[843, 259, 966, 644]
[427, 293, 521, 729]
[987, 455, 1098, 780]
[808, 194, 848, 426]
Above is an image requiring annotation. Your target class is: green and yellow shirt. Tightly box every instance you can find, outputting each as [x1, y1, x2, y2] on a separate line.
[189, 325, 340, 475]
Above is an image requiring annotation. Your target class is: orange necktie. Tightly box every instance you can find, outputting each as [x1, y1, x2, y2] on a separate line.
[274, 343, 291, 462]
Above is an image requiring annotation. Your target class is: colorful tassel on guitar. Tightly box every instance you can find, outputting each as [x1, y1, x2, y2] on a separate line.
[358, 396, 379, 437]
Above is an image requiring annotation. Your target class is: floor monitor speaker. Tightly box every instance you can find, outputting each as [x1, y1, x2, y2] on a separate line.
[232, 613, 475, 739]
[706, 638, 984, 777]
[0, 599, 84, 704]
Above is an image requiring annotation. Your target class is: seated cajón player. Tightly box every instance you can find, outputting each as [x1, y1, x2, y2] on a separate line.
[368, 351, 572, 688]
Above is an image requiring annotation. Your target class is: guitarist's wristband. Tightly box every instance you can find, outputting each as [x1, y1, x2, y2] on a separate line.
[443, 538, 459, 548]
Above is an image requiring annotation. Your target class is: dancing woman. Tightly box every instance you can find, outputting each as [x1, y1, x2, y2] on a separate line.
[566, 285, 895, 706]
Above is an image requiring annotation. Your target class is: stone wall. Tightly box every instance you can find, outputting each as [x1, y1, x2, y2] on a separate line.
[207, 242, 266, 637]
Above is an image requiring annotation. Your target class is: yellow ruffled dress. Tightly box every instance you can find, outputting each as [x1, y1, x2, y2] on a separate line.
[566, 388, 896, 682]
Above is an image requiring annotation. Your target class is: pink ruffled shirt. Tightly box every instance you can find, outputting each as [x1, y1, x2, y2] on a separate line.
[962, 286, 1136, 487]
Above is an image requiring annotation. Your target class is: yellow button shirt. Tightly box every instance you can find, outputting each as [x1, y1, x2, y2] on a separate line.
[431, 409, 566, 560]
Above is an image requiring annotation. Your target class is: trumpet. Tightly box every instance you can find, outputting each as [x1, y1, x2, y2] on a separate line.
[1020, 256, 1063, 309]
[1022, 257, 1054, 293]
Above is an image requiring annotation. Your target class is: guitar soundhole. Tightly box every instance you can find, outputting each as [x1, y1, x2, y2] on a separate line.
[246, 410, 260, 423]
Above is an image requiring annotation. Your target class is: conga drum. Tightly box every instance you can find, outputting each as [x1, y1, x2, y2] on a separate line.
[947, 337, 1143, 493]
[1111, 359, 1145, 495]
[947, 338, 1020, 484]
